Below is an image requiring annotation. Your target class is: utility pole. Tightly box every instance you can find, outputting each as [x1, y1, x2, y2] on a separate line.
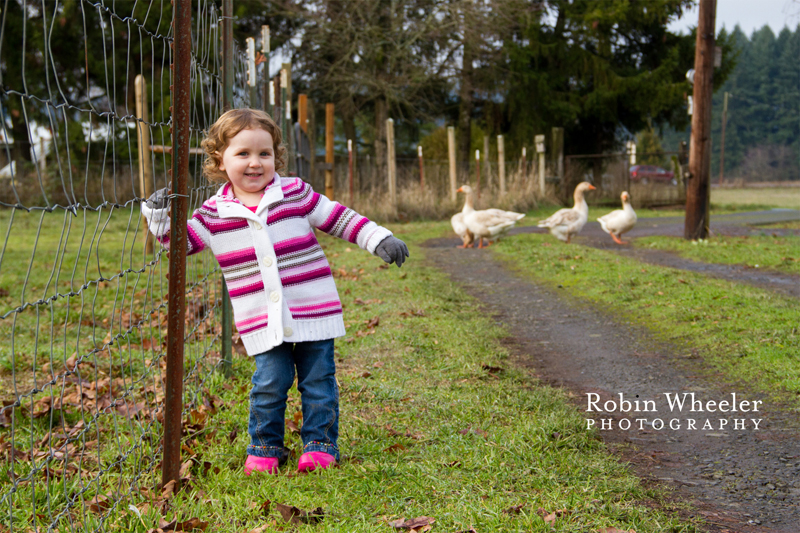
[685, 0, 716, 240]
[718, 91, 729, 185]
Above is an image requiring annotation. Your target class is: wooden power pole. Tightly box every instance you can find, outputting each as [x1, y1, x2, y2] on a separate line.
[685, 0, 716, 240]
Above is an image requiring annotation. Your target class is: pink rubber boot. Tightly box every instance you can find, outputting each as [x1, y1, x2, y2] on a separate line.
[244, 455, 279, 476]
[297, 451, 337, 472]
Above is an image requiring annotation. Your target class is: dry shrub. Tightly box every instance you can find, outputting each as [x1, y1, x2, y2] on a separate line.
[344, 169, 543, 223]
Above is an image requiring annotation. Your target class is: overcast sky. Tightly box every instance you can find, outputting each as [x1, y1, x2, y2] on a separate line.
[667, 0, 800, 37]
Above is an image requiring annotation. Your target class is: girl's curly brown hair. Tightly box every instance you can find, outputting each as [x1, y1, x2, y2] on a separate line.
[201, 108, 286, 184]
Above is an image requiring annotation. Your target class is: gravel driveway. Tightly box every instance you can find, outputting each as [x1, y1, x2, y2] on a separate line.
[424, 210, 800, 532]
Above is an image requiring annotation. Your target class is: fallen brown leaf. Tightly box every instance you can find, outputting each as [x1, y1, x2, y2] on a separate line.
[88, 494, 111, 513]
[175, 517, 209, 531]
[161, 479, 177, 500]
[389, 516, 436, 530]
[275, 502, 325, 525]
[383, 443, 406, 453]
[538, 508, 568, 524]
[502, 503, 525, 514]
[480, 363, 503, 374]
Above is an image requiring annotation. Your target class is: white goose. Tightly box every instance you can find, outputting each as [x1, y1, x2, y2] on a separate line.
[456, 185, 525, 248]
[450, 212, 475, 248]
[598, 191, 637, 244]
[537, 181, 596, 243]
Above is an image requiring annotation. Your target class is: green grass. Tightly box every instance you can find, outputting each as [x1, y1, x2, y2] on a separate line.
[5, 223, 698, 532]
[711, 187, 800, 209]
[636, 234, 800, 276]
[491, 232, 800, 401]
[12, 195, 796, 531]
[0, 204, 222, 531]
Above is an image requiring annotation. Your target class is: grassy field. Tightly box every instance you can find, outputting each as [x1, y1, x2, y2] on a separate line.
[0, 205, 223, 531]
[637, 234, 800, 275]
[0, 214, 698, 532]
[3, 188, 796, 531]
[711, 186, 800, 209]
[124, 227, 696, 533]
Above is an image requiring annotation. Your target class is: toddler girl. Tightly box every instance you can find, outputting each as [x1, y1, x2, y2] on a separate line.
[142, 108, 408, 474]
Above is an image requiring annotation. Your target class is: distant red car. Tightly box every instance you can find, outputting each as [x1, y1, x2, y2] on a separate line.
[629, 164, 675, 184]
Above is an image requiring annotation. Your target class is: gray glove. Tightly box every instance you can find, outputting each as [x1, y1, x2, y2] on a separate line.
[375, 236, 409, 268]
[146, 187, 170, 210]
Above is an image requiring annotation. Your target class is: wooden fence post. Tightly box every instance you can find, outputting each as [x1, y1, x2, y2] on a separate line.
[551, 127, 564, 199]
[348, 139, 354, 204]
[261, 26, 271, 116]
[325, 103, 334, 200]
[483, 135, 491, 191]
[246, 37, 257, 106]
[387, 118, 397, 211]
[497, 135, 506, 196]
[298, 94, 308, 133]
[535, 134, 546, 197]
[520, 147, 527, 184]
[475, 149, 481, 201]
[448, 126, 457, 201]
[135, 74, 154, 255]
[418, 145, 424, 190]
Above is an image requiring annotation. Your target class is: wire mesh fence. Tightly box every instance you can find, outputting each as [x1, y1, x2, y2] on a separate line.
[0, 2, 252, 530]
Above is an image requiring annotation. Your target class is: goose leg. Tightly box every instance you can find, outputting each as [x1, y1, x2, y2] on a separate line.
[611, 233, 624, 245]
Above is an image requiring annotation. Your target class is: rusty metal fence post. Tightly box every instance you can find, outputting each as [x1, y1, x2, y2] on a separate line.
[162, 0, 192, 490]
[220, 0, 234, 377]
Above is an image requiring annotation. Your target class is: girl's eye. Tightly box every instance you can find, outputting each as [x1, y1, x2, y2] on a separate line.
[261, 152, 271, 157]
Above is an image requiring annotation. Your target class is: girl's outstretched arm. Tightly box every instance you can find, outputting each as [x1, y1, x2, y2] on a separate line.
[141, 188, 211, 256]
[303, 181, 392, 255]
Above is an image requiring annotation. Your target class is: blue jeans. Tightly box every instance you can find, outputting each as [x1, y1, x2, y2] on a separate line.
[247, 339, 340, 461]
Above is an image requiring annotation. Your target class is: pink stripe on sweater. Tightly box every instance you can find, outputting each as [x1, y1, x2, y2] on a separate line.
[227, 272, 262, 290]
[279, 257, 329, 277]
[318, 204, 347, 233]
[237, 312, 270, 328]
[217, 248, 258, 268]
[229, 280, 264, 298]
[280, 266, 331, 287]
[289, 300, 341, 313]
[273, 232, 318, 257]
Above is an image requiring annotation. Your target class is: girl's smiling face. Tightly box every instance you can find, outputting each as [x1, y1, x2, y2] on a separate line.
[219, 128, 275, 205]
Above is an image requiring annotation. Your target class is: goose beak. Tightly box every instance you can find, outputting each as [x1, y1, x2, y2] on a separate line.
[456, 186, 464, 193]
[588, 184, 596, 190]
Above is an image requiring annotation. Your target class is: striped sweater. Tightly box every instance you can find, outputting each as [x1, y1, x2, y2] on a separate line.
[141, 175, 393, 356]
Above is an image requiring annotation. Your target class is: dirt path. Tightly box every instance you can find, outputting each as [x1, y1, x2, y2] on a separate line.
[423, 213, 800, 532]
